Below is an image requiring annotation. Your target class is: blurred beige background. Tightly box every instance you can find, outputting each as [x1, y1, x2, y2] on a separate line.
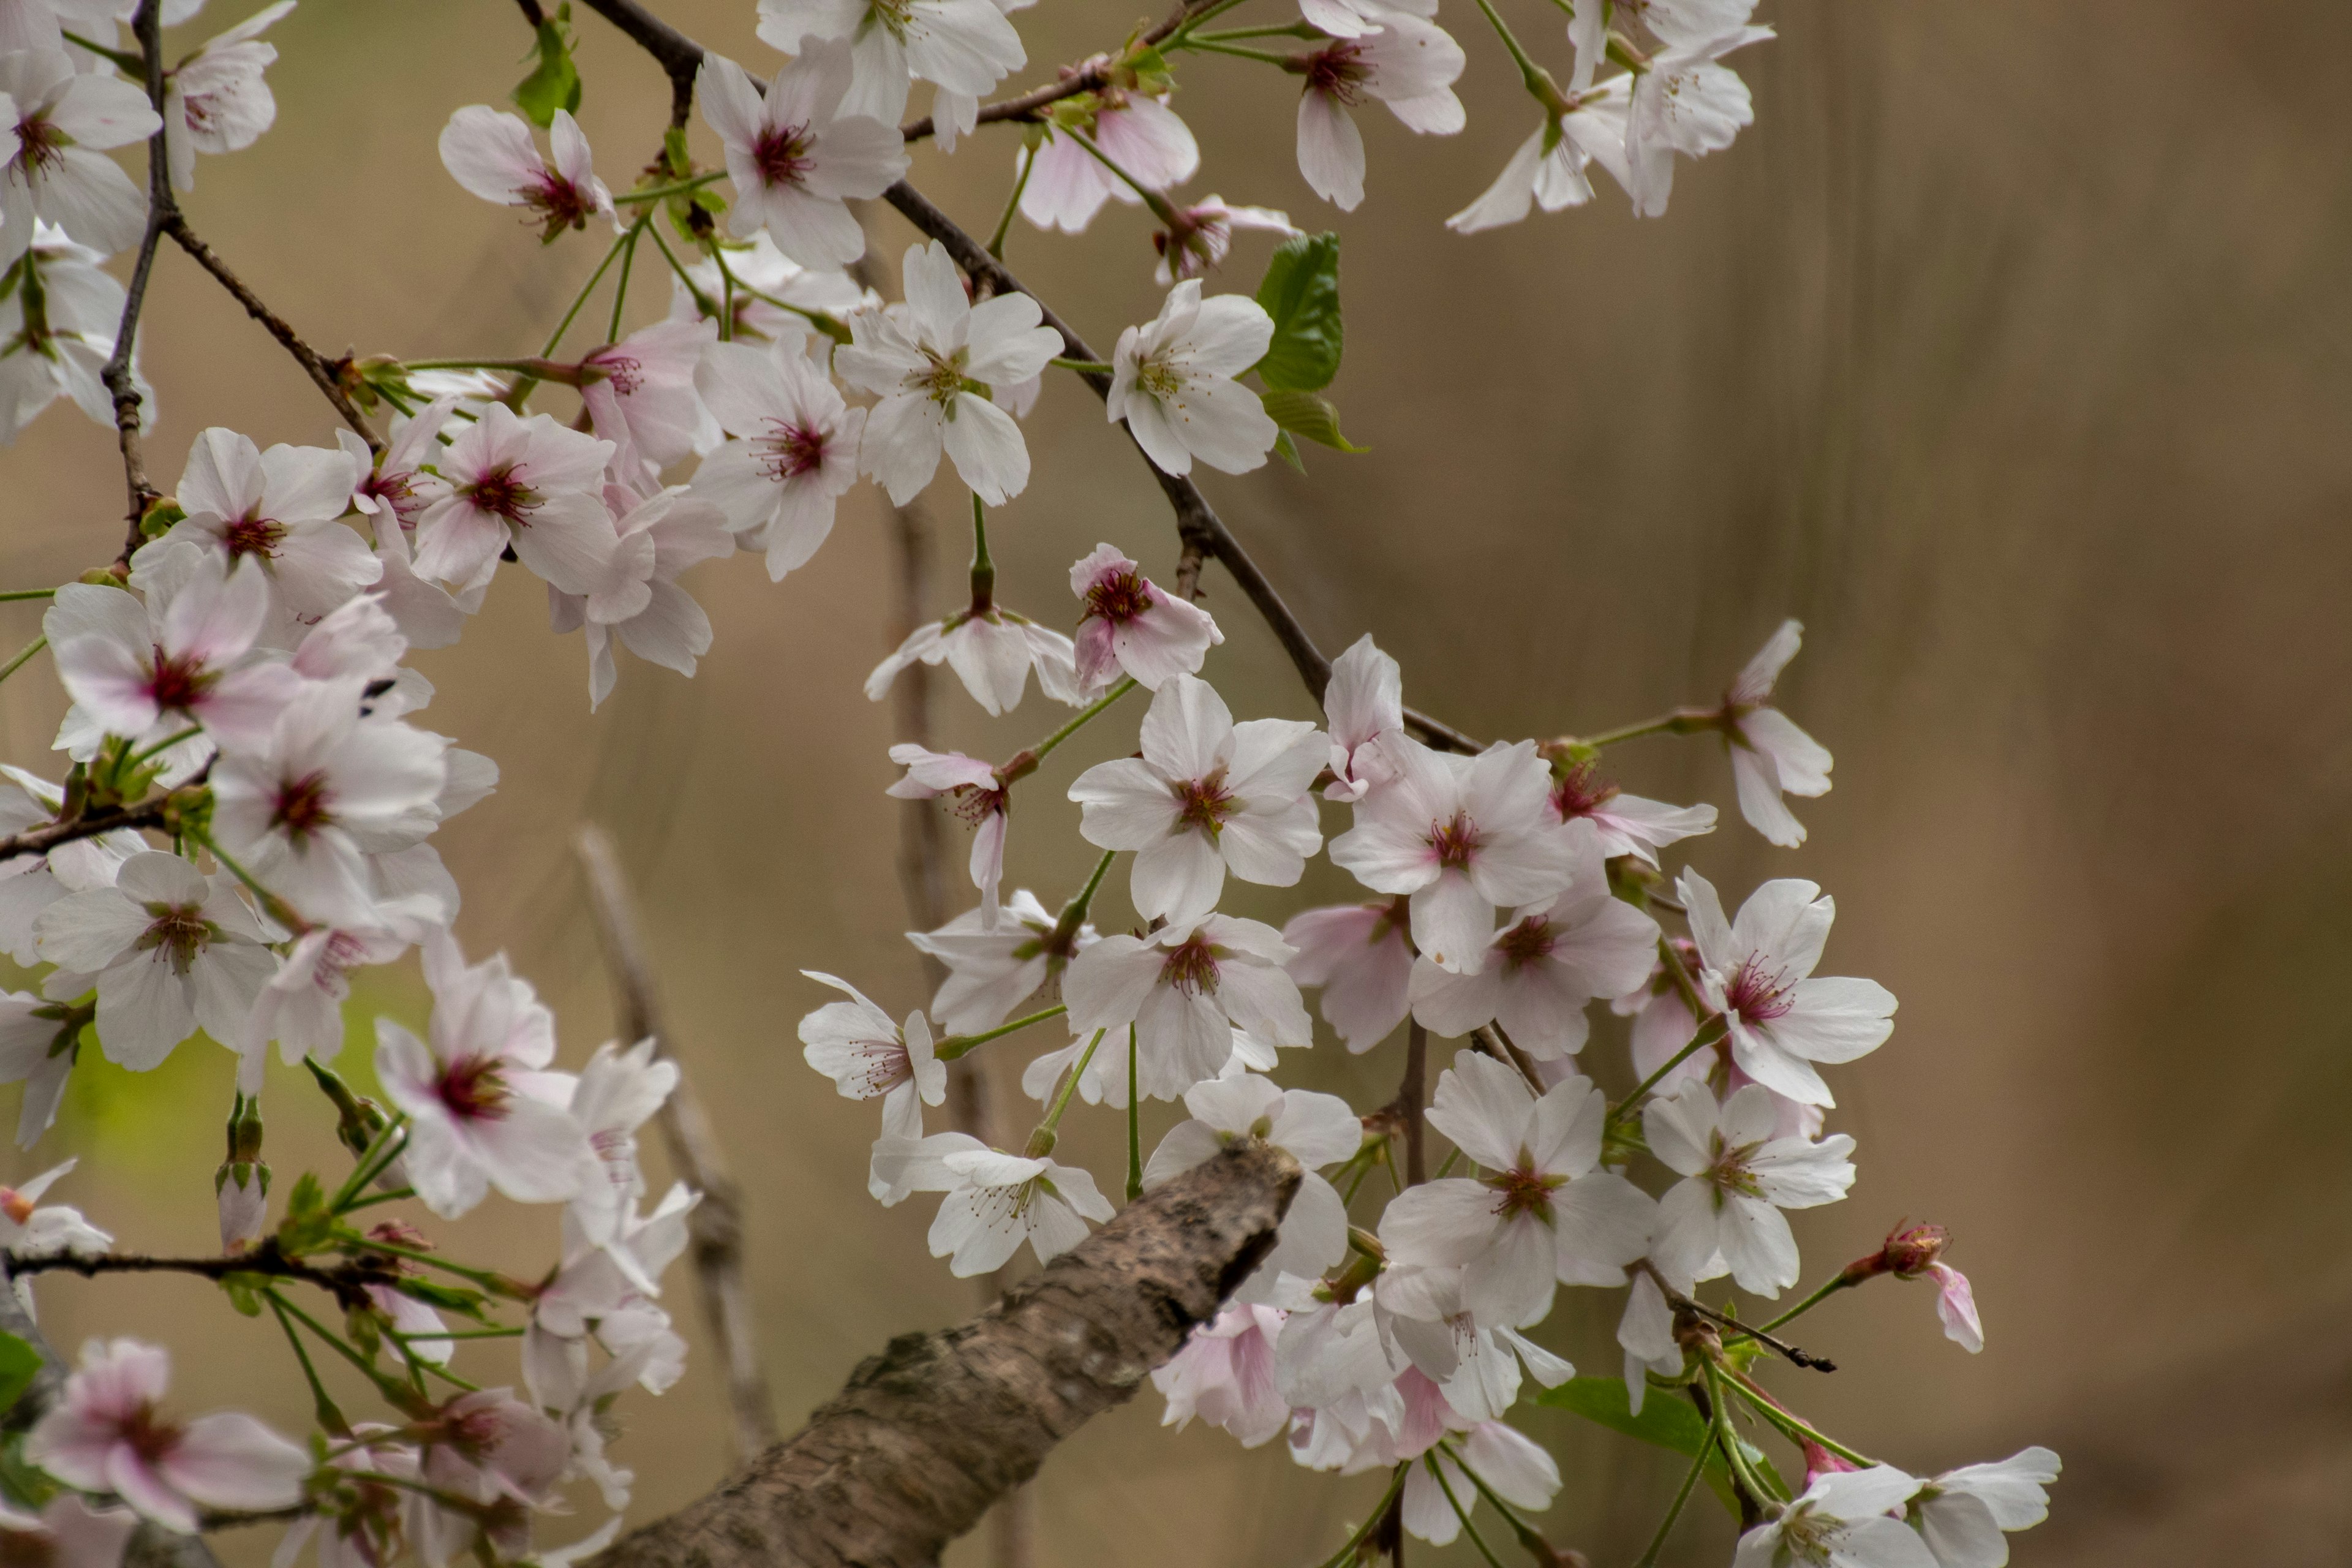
[2, 0, 2348, 1563]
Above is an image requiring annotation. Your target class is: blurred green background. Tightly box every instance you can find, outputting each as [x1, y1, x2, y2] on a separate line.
[2, 0, 2349, 1562]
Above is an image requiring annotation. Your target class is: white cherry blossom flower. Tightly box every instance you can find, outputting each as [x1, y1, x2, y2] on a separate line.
[834, 240, 1061, 504]
[580, 317, 718, 483]
[34, 851, 272, 1072]
[1018, 92, 1197, 234]
[1377, 1270, 1575, 1422]
[1153, 195, 1297, 285]
[756, 0, 1024, 129]
[547, 484, 733, 709]
[0, 48, 159, 261]
[1283, 895, 1412, 1051]
[1645, 1080, 1855, 1295]
[1152, 1302, 1288, 1447]
[886, 745, 1010, 924]
[0, 763, 140, 967]
[1298, 0, 1437, 42]
[565, 1038, 679, 1255]
[0, 222, 132, 444]
[866, 601, 1079, 715]
[692, 337, 864, 580]
[697, 48, 908, 269]
[1733, 1466, 1935, 1568]
[1908, 1448, 2059, 1568]
[45, 552, 296, 753]
[869, 1130, 1114, 1275]
[239, 908, 431, 1087]
[1446, 84, 1630, 233]
[1679, 869, 1896, 1107]
[0, 1158, 110, 1257]
[1144, 1072, 1358, 1300]
[1403, 1422, 1561, 1547]
[1328, 736, 1578, 973]
[1106, 281, 1278, 477]
[159, 426, 375, 636]
[1068, 543, 1221, 697]
[412, 404, 616, 595]
[1721, 618, 1833, 846]
[437, 105, 615, 241]
[27, 1339, 309, 1533]
[1323, 634, 1402, 801]
[1063, 915, 1310, 1101]
[1293, 17, 1465, 211]
[1546, 758, 1716, 864]
[1625, 23, 1772, 219]
[907, 888, 1095, 1033]
[1408, 820, 1660, 1057]
[798, 970, 946, 1131]
[163, 0, 290, 190]
[0, 988, 92, 1145]
[1068, 673, 1324, 924]
[1379, 1052, 1654, 1326]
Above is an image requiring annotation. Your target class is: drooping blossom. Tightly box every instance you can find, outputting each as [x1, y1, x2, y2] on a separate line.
[907, 888, 1095, 1034]
[1283, 895, 1412, 1052]
[580, 317, 719, 484]
[834, 239, 1062, 504]
[798, 970, 946, 1130]
[887, 745, 1010, 924]
[1720, 618, 1833, 846]
[1376, 1266, 1576, 1422]
[1678, 868, 1896, 1107]
[0, 1158, 110, 1258]
[32, 851, 273, 1072]
[1063, 915, 1311, 1101]
[1401, 1424, 1561, 1548]
[0, 762, 140, 967]
[1445, 83, 1632, 233]
[868, 1130, 1114, 1275]
[0, 48, 160, 262]
[1545, 756, 1716, 864]
[0, 222, 132, 445]
[547, 483, 733, 709]
[411, 404, 616, 594]
[564, 1039, 680, 1256]
[1067, 543, 1221, 697]
[158, 426, 375, 635]
[691, 337, 865, 579]
[1408, 820, 1660, 1057]
[697, 48, 908, 269]
[1069, 674, 1324, 924]
[437, 105, 615, 242]
[1297, 0, 1437, 41]
[1292, 17, 1466, 211]
[1153, 195, 1298, 285]
[0, 1493, 139, 1568]
[1144, 1072, 1359, 1299]
[866, 601, 1080, 715]
[1152, 1303, 1289, 1447]
[415, 1387, 570, 1517]
[27, 1338, 309, 1533]
[44, 553, 297, 753]
[1847, 1223, 1983, 1354]
[1644, 1080, 1855, 1295]
[1908, 1448, 2060, 1568]
[0, 988, 93, 1145]
[1327, 736, 1578, 973]
[239, 908, 433, 1087]
[1379, 1051, 1654, 1325]
[163, 0, 292, 190]
[1732, 1466, 1936, 1568]
[1018, 91, 1197, 234]
[755, 0, 1023, 129]
[1624, 23, 1773, 219]
[1322, 634, 1403, 801]
[1106, 280, 1279, 477]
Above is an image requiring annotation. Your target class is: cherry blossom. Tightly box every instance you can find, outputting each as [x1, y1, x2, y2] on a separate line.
[1297, 0, 1436, 42]
[0, 222, 131, 444]
[834, 239, 1061, 504]
[1069, 673, 1324, 924]
[755, 0, 1023, 129]
[869, 1131, 1114, 1275]
[907, 888, 1095, 1034]
[1283, 895, 1412, 1051]
[798, 970, 946, 1124]
[1152, 1303, 1288, 1447]
[1379, 1052, 1655, 1325]
[1851, 1222, 1984, 1354]
[0, 1494, 138, 1568]
[1144, 1072, 1358, 1298]
[1322, 634, 1403, 802]
[157, 427, 375, 634]
[1645, 1080, 1855, 1294]
[437, 105, 614, 242]
[1446, 85, 1631, 233]
[565, 1038, 680, 1252]
[581, 317, 719, 484]
[0, 763, 139, 967]
[0, 1158, 110, 1258]
[697, 48, 908, 269]
[1068, 543, 1222, 696]
[886, 745, 1009, 922]
[1063, 915, 1311, 1101]
[239, 910, 429, 1088]
[547, 484, 733, 709]
[1733, 1466, 1936, 1568]
[1153, 196, 1297, 285]
[1546, 757, 1716, 864]
[689, 337, 864, 581]
[1293, 16, 1465, 212]
[1018, 92, 1197, 234]
[1679, 869, 1896, 1107]
[0, 48, 160, 262]
[1378, 1272, 1575, 1422]
[1328, 736, 1578, 973]
[1403, 1423, 1561, 1547]
[45, 552, 297, 753]
[1106, 280, 1279, 477]
[28, 1338, 309, 1533]
[1907, 1448, 2059, 1568]
[1624, 23, 1773, 219]
[0, 988, 91, 1145]
[163, 0, 292, 190]
[865, 601, 1079, 715]
[411, 404, 616, 594]
[1722, 618, 1834, 846]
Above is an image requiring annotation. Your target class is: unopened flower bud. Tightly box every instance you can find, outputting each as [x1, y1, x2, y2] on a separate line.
[216, 1163, 269, 1252]
[1845, 1221, 1949, 1283]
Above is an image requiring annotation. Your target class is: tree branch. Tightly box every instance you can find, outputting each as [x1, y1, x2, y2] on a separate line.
[7, 1244, 402, 1308]
[896, 1, 1205, 143]
[587, 1140, 1299, 1568]
[100, 0, 171, 558]
[575, 824, 781, 1464]
[0, 796, 171, 864]
[572, 0, 703, 126]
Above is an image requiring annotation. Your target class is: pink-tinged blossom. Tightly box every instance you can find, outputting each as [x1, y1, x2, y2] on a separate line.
[691, 337, 865, 580]
[1624, 24, 1772, 219]
[868, 1131, 1113, 1275]
[1644, 1080, 1854, 1295]
[867, 601, 1079, 716]
[374, 934, 589, 1218]
[755, 0, 1024, 129]
[1850, 1223, 1985, 1355]
[1678, 869, 1896, 1107]
[1144, 1073, 1358, 1299]
[437, 105, 615, 243]
[0, 48, 160, 262]
[1283, 895, 1412, 1052]
[343, 397, 454, 533]
[417, 1388, 569, 1512]
[33, 851, 272, 1072]
[0, 989, 94, 1145]
[239, 909, 431, 1089]
[581, 317, 718, 484]
[0, 763, 140, 967]
[798, 970, 946, 1131]
[270, 1425, 415, 1568]
[907, 888, 1096, 1034]
[834, 240, 1061, 505]
[1068, 543, 1221, 697]
[0, 1494, 139, 1568]
[1376, 1270, 1575, 1422]
[1327, 736, 1578, 973]
[0, 1158, 110, 1258]
[886, 745, 1009, 924]
[1379, 1052, 1654, 1326]
[1408, 820, 1660, 1057]
[1733, 1466, 1936, 1568]
[159, 426, 376, 635]
[1152, 1303, 1288, 1447]
[1106, 281, 1279, 477]
[1018, 91, 1197, 234]
[1322, 634, 1401, 802]
[44, 556, 297, 753]
[1153, 195, 1298, 285]
[697, 48, 908, 269]
[1546, 757, 1715, 864]
[1063, 915, 1310, 1101]
[1909, 1448, 2059, 1568]
[1721, 618, 1833, 846]
[1294, 16, 1465, 211]
[565, 1038, 679, 1254]
[0, 222, 134, 445]
[411, 404, 616, 595]
[1445, 84, 1631, 233]
[162, 0, 290, 191]
[1401, 1422, 1560, 1548]
[547, 484, 733, 710]
[1069, 674, 1324, 924]
[27, 1338, 308, 1533]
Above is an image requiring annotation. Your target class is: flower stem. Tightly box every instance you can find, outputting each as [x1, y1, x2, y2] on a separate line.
[1702, 1362, 1786, 1508]
[348, 1237, 527, 1300]
[1175, 37, 1295, 65]
[988, 145, 1037, 260]
[1125, 1025, 1143, 1201]
[1061, 127, 1184, 227]
[644, 220, 714, 317]
[611, 172, 726, 203]
[1050, 357, 1115, 374]
[934, 1003, 1069, 1061]
[1425, 1455, 1510, 1568]
[188, 824, 307, 935]
[1029, 677, 1138, 767]
[969, 495, 993, 611]
[0, 587, 55, 601]
[266, 1292, 350, 1436]
[332, 1121, 411, 1213]
[1739, 1273, 1857, 1339]
[390, 1326, 522, 1342]
[1033, 1028, 1107, 1145]
[1574, 706, 1722, 750]
[608, 224, 642, 343]
[1310, 1464, 1410, 1568]
[1608, 1013, 1727, 1132]
[0, 636, 46, 687]
[1053, 848, 1117, 942]
[1634, 1444, 1710, 1568]
[1164, 0, 1256, 47]
[269, 1290, 422, 1412]
[1720, 1367, 1878, 1468]
[541, 216, 644, 358]
[122, 724, 201, 772]
[1469, 0, 1567, 108]
[1191, 22, 1321, 39]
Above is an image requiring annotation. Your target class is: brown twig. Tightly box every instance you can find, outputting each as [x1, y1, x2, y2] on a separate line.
[573, 0, 702, 126]
[897, 0, 1206, 143]
[100, 0, 171, 559]
[6, 1243, 399, 1311]
[1397, 1020, 1427, 1185]
[575, 825, 780, 1464]
[0, 796, 172, 865]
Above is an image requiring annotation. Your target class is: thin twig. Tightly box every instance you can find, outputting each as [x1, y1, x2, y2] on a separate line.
[7, 1244, 399, 1308]
[575, 824, 780, 1463]
[897, 0, 1208, 143]
[100, 0, 170, 557]
[0, 796, 172, 864]
[1397, 1021, 1427, 1185]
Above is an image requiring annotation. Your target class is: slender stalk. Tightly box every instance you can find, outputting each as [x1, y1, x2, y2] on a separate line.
[1033, 1028, 1106, 1144]
[934, 1004, 1068, 1061]
[330, 1117, 410, 1212]
[542, 216, 643, 357]
[0, 588, 56, 601]
[1025, 677, 1138, 767]
[969, 495, 993, 608]
[347, 1237, 522, 1298]
[607, 224, 642, 342]
[1125, 1025, 1143, 1202]
[188, 824, 306, 933]
[611, 172, 726, 203]
[1050, 357, 1116, 374]
[1469, 0, 1556, 96]
[1743, 1273, 1856, 1338]
[987, 146, 1037, 260]
[1164, 0, 1255, 45]
[1720, 1368, 1877, 1468]
[391, 1327, 522, 1342]
[0, 636, 47, 687]
[267, 1293, 349, 1436]
[339, 1186, 416, 1213]
[1425, 1457, 1509, 1568]
[123, 725, 201, 772]
[1310, 1464, 1410, 1568]
[270, 1291, 418, 1408]
[1608, 1015, 1728, 1131]
[1061, 127, 1184, 226]
[1702, 1362, 1785, 1507]
[1633, 1445, 1710, 1568]
[1192, 21, 1319, 39]
[1054, 848, 1117, 939]
[1575, 707, 1721, 750]
[1177, 37, 1294, 64]
[644, 220, 712, 312]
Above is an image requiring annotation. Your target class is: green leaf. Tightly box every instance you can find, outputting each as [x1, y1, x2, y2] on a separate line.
[511, 7, 582, 129]
[1260, 389, 1366, 453]
[1251, 232, 1344, 393]
[0, 1332, 42, 1419]
[1536, 1376, 1787, 1516]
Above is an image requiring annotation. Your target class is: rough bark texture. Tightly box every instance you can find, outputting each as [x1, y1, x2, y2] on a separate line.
[588, 1141, 1299, 1568]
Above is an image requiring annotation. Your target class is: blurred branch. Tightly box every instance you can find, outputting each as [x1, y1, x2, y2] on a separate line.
[576, 824, 780, 1464]
[102, 0, 170, 557]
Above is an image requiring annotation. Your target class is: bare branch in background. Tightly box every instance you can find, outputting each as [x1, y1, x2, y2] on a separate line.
[576, 824, 780, 1464]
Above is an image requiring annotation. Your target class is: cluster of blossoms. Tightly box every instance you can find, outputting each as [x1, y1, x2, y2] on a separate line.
[0, 0, 2058, 1561]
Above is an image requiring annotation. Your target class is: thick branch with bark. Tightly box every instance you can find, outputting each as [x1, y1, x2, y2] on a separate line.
[587, 1141, 1300, 1568]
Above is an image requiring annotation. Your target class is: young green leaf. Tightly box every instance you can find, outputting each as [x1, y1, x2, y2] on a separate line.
[0, 1331, 44, 1417]
[511, 7, 582, 129]
[1261, 388, 1366, 453]
[1251, 232, 1344, 393]
[1535, 1376, 1788, 1515]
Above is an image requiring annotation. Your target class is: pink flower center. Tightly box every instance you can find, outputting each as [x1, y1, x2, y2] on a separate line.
[1723, 954, 1796, 1022]
[1174, 769, 1237, 835]
[1160, 934, 1221, 995]
[949, 783, 1008, 826]
[595, 353, 642, 394]
[1428, 811, 1480, 870]
[434, 1055, 511, 1123]
[1084, 569, 1155, 627]
[1483, 1160, 1563, 1221]
[146, 645, 216, 712]
[522, 170, 595, 236]
[361, 470, 421, 526]
[271, 769, 334, 842]
[756, 417, 832, 481]
[1494, 915, 1556, 970]
[751, 124, 815, 190]
[1549, 761, 1621, 822]
[116, 1403, 184, 1465]
[465, 464, 537, 524]
[1302, 43, 1370, 104]
[222, 513, 287, 562]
